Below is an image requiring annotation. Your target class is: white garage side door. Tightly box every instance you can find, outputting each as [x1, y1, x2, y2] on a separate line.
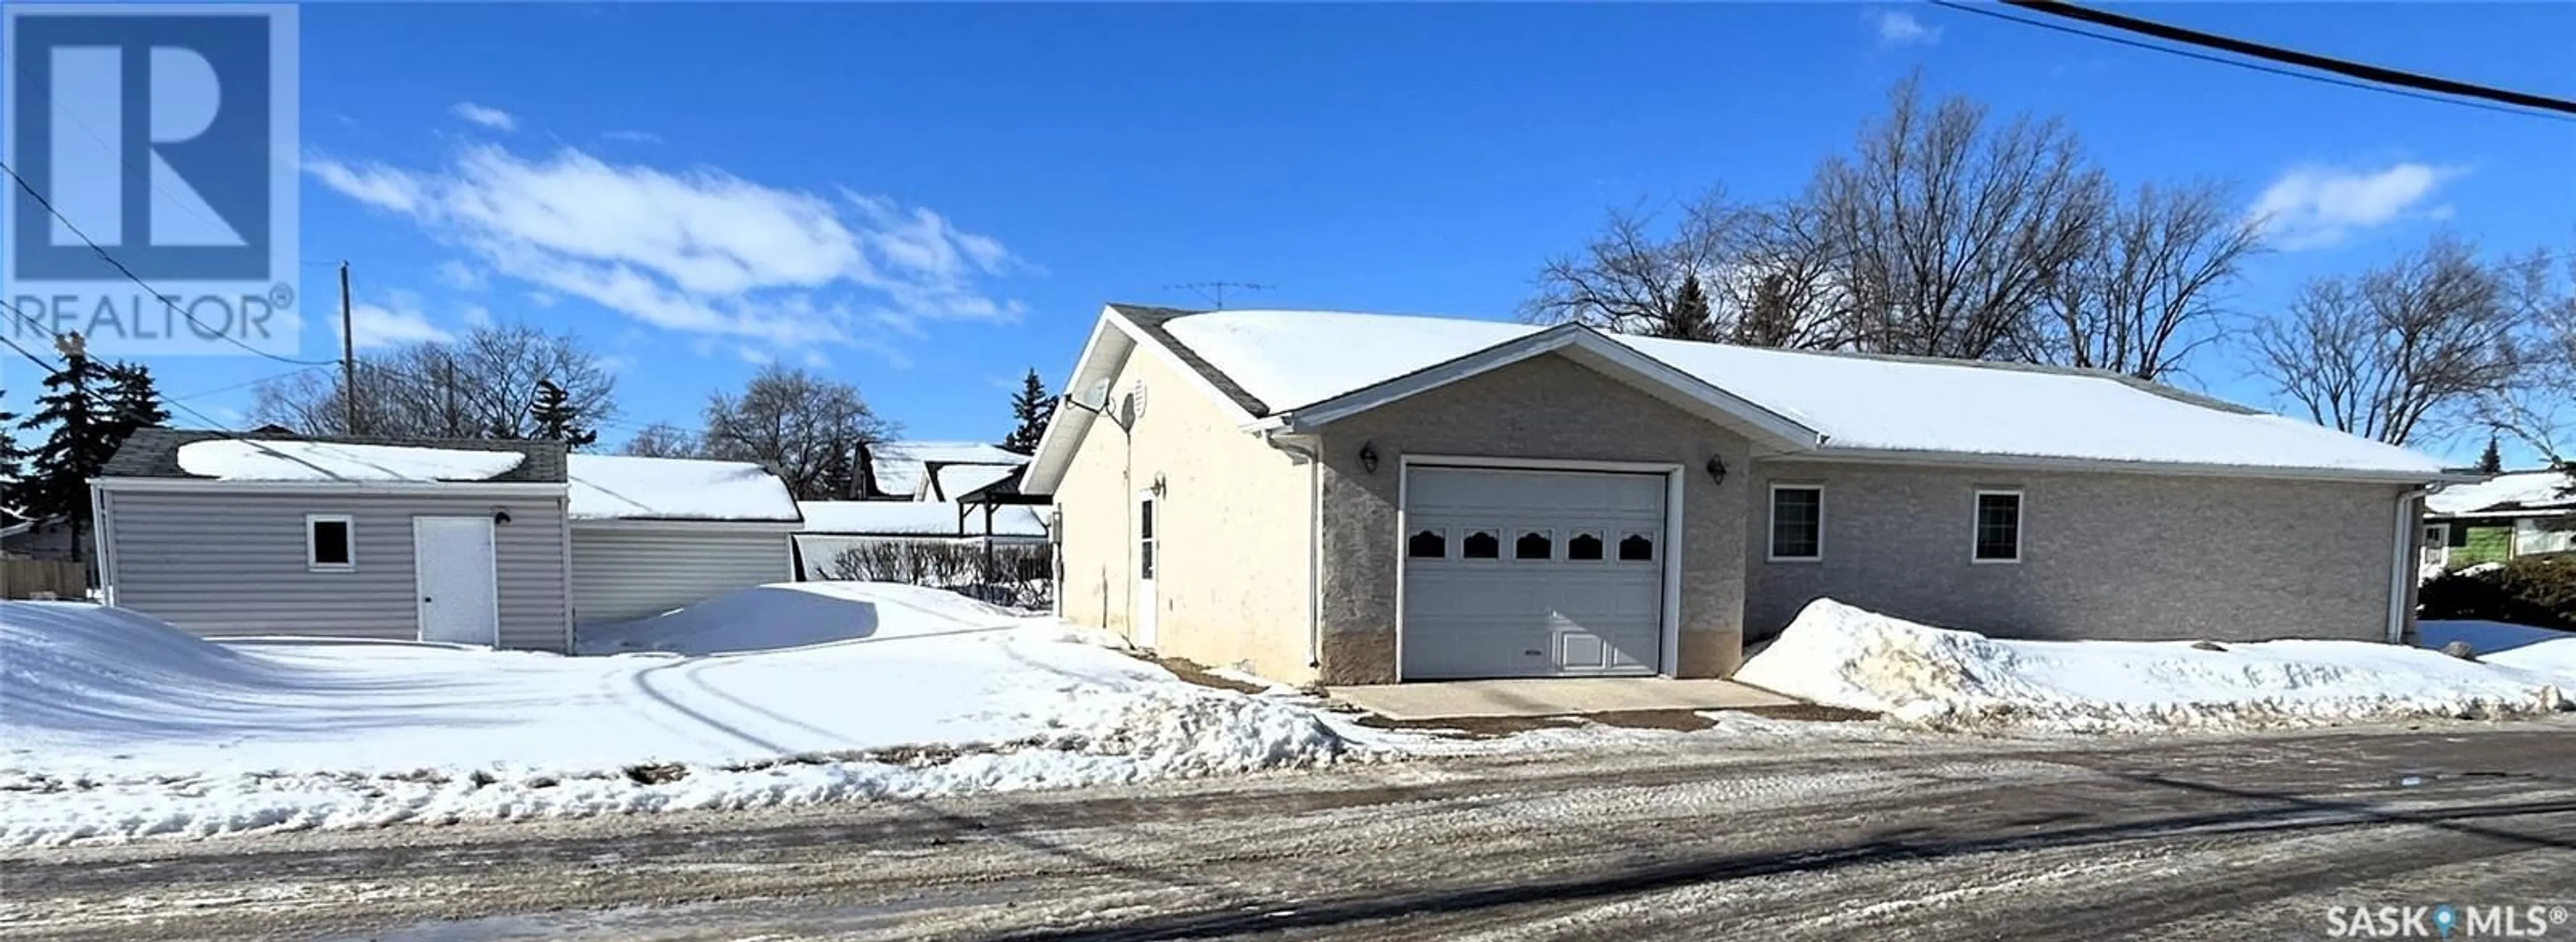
[1400, 466, 1667, 680]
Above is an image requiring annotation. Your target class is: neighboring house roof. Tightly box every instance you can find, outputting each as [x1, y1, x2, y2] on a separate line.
[2426, 470, 2576, 517]
[102, 428, 568, 483]
[931, 463, 1019, 502]
[1028, 305, 2451, 490]
[796, 500, 1049, 537]
[867, 440, 1026, 498]
[567, 454, 801, 523]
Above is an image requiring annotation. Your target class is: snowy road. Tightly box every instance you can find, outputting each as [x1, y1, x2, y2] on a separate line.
[8, 721, 2575, 941]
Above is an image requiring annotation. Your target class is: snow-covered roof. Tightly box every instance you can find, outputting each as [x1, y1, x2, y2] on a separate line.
[2426, 470, 2576, 517]
[1142, 308, 2447, 480]
[867, 441, 1026, 498]
[797, 501, 1049, 537]
[932, 464, 1018, 501]
[174, 439, 527, 482]
[567, 454, 800, 522]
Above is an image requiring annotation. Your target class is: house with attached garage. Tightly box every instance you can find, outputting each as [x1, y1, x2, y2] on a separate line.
[1022, 304, 2463, 687]
[90, 429, 800, 649]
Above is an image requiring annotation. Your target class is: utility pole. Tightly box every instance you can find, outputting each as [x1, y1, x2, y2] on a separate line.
[339, 261, 358, 435]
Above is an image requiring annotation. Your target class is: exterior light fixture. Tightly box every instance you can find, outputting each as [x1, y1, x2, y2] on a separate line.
[492, 508, 514, 525]
[1359, 441, 1380, 474]
[1705, 455, 1727, 486]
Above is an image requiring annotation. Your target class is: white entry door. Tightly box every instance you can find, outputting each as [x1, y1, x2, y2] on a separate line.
[1134, 494, 1159, 648]
[413, 516, 500, 646]
[1401, 466, 1667, 680]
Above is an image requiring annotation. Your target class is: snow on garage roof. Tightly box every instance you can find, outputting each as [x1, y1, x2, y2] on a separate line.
[1152, 308, 2447, 479]
[867, 441, 1026, 497]
[175, 439, 527, 482]
[568, 454, 800, 522]
[2426, 470, 2576, 517]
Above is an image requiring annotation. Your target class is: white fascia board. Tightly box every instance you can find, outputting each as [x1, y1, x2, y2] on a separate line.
[89, 476, 568, 496]
[568, 518, 803, 532]
[1103, 308, 1263, 425]
[1022, 310, 1135, 494]
[1777, 448, 2461, 485]
[1274, 325, 1823, 452]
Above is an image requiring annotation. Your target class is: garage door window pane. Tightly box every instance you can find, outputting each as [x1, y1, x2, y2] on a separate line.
[1462, 529, 1501, 559]
[1515, 530, 1552, 560]
[1618, 533, 1654, 562]
[1407, 529, 1448, 559]
[1770, 486, 1822, 560]
[1568, 531, 1604, 561]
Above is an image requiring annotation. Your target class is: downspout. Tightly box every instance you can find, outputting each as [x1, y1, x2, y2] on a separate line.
[1263, 430, 1324, 670]
[2387, 486, 2425, 645]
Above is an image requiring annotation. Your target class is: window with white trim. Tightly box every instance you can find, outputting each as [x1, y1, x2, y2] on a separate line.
[1769, 486, 1822, 561]
[306, 514, 354, 571]
[1974, 490, 2023, 562]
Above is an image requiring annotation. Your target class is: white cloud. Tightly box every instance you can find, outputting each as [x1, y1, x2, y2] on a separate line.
[434, 260, 487, 291]
[2249, 162, 2459, 250]
[339, 293, 453, 350]
[1871, 8, 1941, 48]
[601, 129, 663, 145]
[452, 103, 517, 132]
[306, 144, 1028, 353]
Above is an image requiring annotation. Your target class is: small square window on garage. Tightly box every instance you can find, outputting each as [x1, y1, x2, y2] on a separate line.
[1567, 531, 1604, 561]
[1407, 528, 1448, 559]
[1770, 486, 1821, 560]
[1974, 490, 2023, 562]
[306, 514, 354, 571]
[1461, 529, 1501, 560]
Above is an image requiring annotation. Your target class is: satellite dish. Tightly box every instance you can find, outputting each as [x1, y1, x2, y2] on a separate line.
[1122, 382, 1150, 426]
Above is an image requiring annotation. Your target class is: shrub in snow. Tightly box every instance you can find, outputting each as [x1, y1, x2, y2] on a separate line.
[829, 541, 1053, 609]
[2419, 554, 2576, 631]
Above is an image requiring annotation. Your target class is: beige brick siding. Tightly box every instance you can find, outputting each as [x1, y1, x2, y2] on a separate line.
[1315, 353, 1752, 684]
[1743, 459, 2412, 643]
[1052, 343, 1318, 682]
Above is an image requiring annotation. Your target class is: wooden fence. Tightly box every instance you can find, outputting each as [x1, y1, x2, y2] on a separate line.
[1, 558, 89, 600]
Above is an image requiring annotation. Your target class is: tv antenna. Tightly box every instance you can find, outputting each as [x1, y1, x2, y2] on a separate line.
[1164, 281, 1273, 310]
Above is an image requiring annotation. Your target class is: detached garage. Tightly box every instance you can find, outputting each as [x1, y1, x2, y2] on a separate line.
[567, 454, 802, 625]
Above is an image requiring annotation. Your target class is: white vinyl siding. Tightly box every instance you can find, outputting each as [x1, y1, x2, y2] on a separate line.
[570, 525, 796, 625]
[97, 488, 570, 649]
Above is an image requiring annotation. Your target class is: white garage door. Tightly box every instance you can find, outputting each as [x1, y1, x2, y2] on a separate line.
[1400, 466, 1667, 680]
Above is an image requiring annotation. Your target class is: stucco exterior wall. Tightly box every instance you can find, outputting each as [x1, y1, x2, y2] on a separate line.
[1315, 353, 1753, 684]
[1743, 460, 2412, 643]
[1051, 344, 1318, 682]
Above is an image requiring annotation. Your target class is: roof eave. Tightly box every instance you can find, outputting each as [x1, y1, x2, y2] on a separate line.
[1782, 446, 2463, 485]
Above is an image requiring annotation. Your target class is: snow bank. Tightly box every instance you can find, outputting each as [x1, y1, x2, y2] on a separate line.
[175, 439, 524, 482]
[0, 588, 1352, 847]
[567, 454, 799, 522]
[2419, 620, 2576, 682]
[1736, 600, 2569, 733]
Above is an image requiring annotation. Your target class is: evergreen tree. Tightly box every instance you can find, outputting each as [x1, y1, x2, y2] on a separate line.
[527, 378, 598, 448]
[1652, 273, 1721, 342]
[0, 390, 23, 517]
[101, 362, 169, 441]
[16, 335, 119, 558]
[2477, 436, 2504, 475]
[1000, 368, 1055, 454]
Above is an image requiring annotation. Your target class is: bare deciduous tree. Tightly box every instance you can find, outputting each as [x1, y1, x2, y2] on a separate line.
[701, 365, 896, 499]
[619, 422, 702, 458]
[1819, 76, 2106, 360]
[2252, 235, 2526, 447]
[1523, 192, 1749, 339]
[2035, 180, 2265, 380]
[2478, 248, 2576, 459]
[250, 325, 618, 441]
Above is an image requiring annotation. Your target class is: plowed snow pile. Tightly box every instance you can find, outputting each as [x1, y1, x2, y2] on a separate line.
[0, 586, 1356, 847]
[1735, 600, 2571, 733]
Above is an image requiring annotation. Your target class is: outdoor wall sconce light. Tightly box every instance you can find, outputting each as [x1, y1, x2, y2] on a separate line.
[492, 508, 514, 525]
[1705, 455, 1728, 486]
[1359, 441, 1380, 474]
[1150, 473, 1169, 496]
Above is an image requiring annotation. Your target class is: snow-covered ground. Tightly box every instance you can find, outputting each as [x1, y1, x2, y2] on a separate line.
[0, 584, 1360, 847]
[1738, 600, 2575, 733]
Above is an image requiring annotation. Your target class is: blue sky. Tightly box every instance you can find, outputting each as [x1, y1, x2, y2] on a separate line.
[70, 3, 2576, 462]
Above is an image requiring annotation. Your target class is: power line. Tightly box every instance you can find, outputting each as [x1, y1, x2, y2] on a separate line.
[0, 160, 341, 366]
[1932, 1, 2576, 123]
